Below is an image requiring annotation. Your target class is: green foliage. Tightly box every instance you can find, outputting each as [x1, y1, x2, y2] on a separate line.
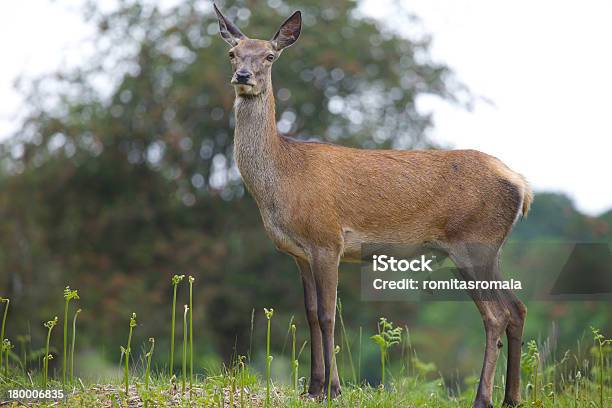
[522, 340, 542, 404]
[0, 349, 608, 407]
[0, 297, 8, 369]
[327, 345, 341, 408]
[411, 355, 437, 377]
[43, 316, 58, 388]
[121, 312, 137, 396]
[0, 287, 608, 407]
[264, 307, 274, 407]
[590, 327, 611, 408]
[182, 304, 189, 394]
[169, 274, 184, 377]
[290, 323, 298, 395]
[62, 286, 79, 386]
[371, 317, 402, 386]
[1, 339, 13, 376]
[188, 275, 194, 392]
[70, 308, 82, 384]
[237, 355, 247, 408]
[512, 193, 611, 241]
[145, 337, 155, 391]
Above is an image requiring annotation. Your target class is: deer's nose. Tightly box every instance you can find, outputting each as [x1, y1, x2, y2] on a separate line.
[235, 70, 252, 84]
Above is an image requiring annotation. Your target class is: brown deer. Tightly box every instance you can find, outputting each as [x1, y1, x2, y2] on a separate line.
[214, 5, 532, 408]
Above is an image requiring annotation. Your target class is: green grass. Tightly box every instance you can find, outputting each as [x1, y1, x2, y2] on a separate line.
[0, 325, 610, 408]
[62, 287, 79, 387]
[0, 321, 609, 408]
[0, 366, 609, 407]
[0, 286, 609, 407]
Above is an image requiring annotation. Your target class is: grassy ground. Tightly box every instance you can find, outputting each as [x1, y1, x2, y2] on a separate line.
[1, 290, 609, 407]
[0, 327, 610, 407]
[0, 365, 610, 407]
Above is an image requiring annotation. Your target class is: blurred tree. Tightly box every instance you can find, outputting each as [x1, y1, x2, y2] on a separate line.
[511, 192, 609, 241]
[0, 0, 468, 359]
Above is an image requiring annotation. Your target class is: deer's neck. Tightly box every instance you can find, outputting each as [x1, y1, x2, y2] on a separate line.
[233, 85, 283, 199]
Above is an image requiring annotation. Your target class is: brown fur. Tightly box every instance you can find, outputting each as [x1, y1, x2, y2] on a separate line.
[215, 5, 532, 406]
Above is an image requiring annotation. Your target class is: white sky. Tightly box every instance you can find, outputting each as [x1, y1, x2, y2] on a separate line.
[1, 0, 611, 215]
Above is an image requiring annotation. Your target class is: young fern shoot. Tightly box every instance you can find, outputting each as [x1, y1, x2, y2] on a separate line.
[327, 345, 340, 408]
[188, 275, 194, 391]
[264, 308, 274, 407]
[238, 355, 246, 408]
[370, 317, 402, 387]
[590, 327, 611, 408]
[522, 340, 541, 404]
[2, 339, 12, 376]
[43, 316, 58, 388]
[70, 309, 82, 384]
[145, 338, 155, 391]
[0, 297, 9, 368]
[121, 313, 137, 396]
[169, 274, 184, 377]
[182, 305, 189, 394]
[62, 286, 79, 386]
[290, 324, 298, 394]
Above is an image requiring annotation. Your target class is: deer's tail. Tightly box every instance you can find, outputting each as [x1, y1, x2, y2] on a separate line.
[488, 156, 533, 219]
[517, 173, 533, 217]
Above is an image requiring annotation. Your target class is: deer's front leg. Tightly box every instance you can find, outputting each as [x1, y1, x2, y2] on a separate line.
[295, 257, 325, 397]
[310, 249, 341, 399]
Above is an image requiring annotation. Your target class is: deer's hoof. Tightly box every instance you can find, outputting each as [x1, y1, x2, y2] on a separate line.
[300, 392, 319, 401]
[472, 399, 493, 408]
[502, 398, 521, 407]
[321, 386, 341, 404]
[329, 384, 341, 399]
[303, 381, 324, 399]
[302, 380, 341, 400]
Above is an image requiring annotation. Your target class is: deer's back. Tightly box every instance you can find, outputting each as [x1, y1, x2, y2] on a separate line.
[272, 140, 526, 259]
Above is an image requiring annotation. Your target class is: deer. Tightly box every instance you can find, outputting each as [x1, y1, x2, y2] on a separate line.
[214, 5, 533, 408]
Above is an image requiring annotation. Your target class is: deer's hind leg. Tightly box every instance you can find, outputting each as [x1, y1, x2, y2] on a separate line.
[448, 244, 511, 408]
[502, 289, 527, 406]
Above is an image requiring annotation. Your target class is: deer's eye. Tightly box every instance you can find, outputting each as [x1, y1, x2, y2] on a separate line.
[228, 51, 235, 59]
[266, 54, 275, 62]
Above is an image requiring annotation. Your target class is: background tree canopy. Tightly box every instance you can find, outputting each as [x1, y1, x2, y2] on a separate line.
[0, 0, 609, 382]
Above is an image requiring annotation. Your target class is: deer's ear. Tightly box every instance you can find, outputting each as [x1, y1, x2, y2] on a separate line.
[271, 11, 301, 51]
[214, 3, 246, 46]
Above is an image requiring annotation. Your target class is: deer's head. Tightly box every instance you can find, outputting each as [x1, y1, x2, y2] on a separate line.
[214, 4, 301, 97]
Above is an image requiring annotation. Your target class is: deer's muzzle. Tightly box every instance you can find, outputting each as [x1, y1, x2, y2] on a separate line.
[232, 70, 254, 86]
